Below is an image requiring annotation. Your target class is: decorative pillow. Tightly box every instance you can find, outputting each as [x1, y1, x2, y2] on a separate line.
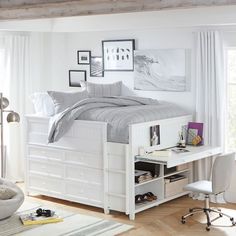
[84, 81, 122, 97]
[0, 185, 17, 200]
[30, 92, 55, 117]
[48, 90, 89, 114]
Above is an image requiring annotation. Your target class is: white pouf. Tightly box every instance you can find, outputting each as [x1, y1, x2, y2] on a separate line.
[0, 178, 24, 220]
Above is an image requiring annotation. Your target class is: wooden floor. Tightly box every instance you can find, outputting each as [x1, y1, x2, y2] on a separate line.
[23, 187, 236, 236]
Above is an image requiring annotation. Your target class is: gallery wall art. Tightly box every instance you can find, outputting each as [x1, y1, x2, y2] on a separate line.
[90, 57, 104, 77]
[69, 70, 86, 87]
[102, 39, 135, 71]
[77, 50, 91, 64]
[134, 49, 187, 91]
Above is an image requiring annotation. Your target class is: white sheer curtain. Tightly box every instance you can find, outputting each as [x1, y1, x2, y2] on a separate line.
[0, 34, 31, 181]
[194, 31, 225, 196]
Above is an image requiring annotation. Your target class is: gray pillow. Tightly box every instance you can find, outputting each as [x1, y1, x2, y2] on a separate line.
[0, 185, 17, 200]
[48, 90, 88, 114]
[84, 81, 122, 97]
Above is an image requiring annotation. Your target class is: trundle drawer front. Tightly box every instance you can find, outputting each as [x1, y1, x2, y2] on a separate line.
[28, 175, 64, 194]
[65, 165, 103, 185]
[65, 181, 103, 202]
[65, 151, 102, 169]
[28, 146, 64, 161]
[28, 159, 64, 178]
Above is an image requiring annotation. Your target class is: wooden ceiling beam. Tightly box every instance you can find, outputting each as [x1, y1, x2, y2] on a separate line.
[0, 0, 236, 20]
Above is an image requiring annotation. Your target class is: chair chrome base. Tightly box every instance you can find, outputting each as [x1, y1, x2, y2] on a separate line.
[181, 195, 236, 231]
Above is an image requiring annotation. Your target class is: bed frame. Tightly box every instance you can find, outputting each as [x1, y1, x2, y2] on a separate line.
[25, 114, 192, 219]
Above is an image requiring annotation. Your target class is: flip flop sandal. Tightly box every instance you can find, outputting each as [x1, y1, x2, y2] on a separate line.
[146, 192, 157, 200]
[135, 194, 145, 204]
[142, 193, 153, 202]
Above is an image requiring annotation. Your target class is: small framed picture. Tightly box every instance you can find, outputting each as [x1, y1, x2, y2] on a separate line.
[150, 125, 160, 146]
[77, 50, 91, 64]
[102, 39, 135, 71]
[187, 122, 204, 145]
[90, 56, 104, 77]
[69, 70, 86, 87]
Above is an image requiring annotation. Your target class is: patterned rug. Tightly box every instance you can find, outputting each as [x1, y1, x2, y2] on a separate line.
[0, 201, 133, 236]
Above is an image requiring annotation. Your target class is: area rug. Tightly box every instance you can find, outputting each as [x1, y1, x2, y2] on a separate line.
[0, 201, 133, 236]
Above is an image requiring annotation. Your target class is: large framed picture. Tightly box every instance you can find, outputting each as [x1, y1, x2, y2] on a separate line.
[69, 70, 86, 87]
[77, 50, 91, 64]
[134, 49, 188, 91]
[90, 56, 104, 77]
[102, 39, 135, 71]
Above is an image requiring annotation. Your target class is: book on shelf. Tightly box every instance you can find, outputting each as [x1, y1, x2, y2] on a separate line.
[20, 212, 63, 226]
[165, 174, 186, 183]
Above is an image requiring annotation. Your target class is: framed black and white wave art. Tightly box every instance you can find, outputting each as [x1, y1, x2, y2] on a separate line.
[77, 50, 91, 64]
[69, 70, 86, 87]
[90, 57, 104, 77]
[134, 49, 188, 91]
[102, 39, 135, 71]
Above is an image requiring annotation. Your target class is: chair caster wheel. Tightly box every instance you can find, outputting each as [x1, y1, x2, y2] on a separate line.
[181, 220, 186, 224]
[219, 213, 223, 217]
[189, 209, 193, 213]
[230, 217, 234, 221]
[206, 227, 210, 231]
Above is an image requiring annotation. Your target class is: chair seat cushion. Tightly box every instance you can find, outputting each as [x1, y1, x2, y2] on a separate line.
[184, 180, 213, 194]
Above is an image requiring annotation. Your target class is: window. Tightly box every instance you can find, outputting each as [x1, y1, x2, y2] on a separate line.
[226, 49, 236, 151]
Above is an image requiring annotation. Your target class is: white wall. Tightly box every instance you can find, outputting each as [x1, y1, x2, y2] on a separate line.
[36, 28, 195, 112]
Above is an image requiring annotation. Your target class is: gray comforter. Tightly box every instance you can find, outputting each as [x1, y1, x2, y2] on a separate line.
[48, 96, 189, 143]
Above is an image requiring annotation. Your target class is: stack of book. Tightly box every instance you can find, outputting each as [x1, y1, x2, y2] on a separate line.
[20, 212, 63, 226]
[135, 170, 153, 183]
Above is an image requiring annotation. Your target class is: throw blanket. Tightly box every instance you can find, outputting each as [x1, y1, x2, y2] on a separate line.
[48, 96, 188, 143]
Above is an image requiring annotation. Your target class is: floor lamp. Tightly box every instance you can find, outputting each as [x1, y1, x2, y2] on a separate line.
[0, 93, 20, 178]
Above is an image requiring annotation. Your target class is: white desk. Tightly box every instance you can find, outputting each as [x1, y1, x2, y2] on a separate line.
[131, 145, 222, 220]
[136, 145, 222, 168]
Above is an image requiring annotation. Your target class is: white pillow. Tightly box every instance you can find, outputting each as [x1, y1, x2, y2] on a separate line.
[0, 185, 17, 200]
[30, 92, 55, 116]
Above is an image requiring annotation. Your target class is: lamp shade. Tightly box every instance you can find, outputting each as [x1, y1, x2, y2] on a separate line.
[6, 112, 20, 123]
[1, 97, 9, 109]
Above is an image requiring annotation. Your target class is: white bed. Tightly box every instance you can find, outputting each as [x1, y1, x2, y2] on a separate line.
[25, 112, 192, 220]
[27, 84, 192, 219]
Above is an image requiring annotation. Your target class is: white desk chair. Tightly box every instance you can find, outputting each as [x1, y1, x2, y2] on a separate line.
[181, 153, 236, 231]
